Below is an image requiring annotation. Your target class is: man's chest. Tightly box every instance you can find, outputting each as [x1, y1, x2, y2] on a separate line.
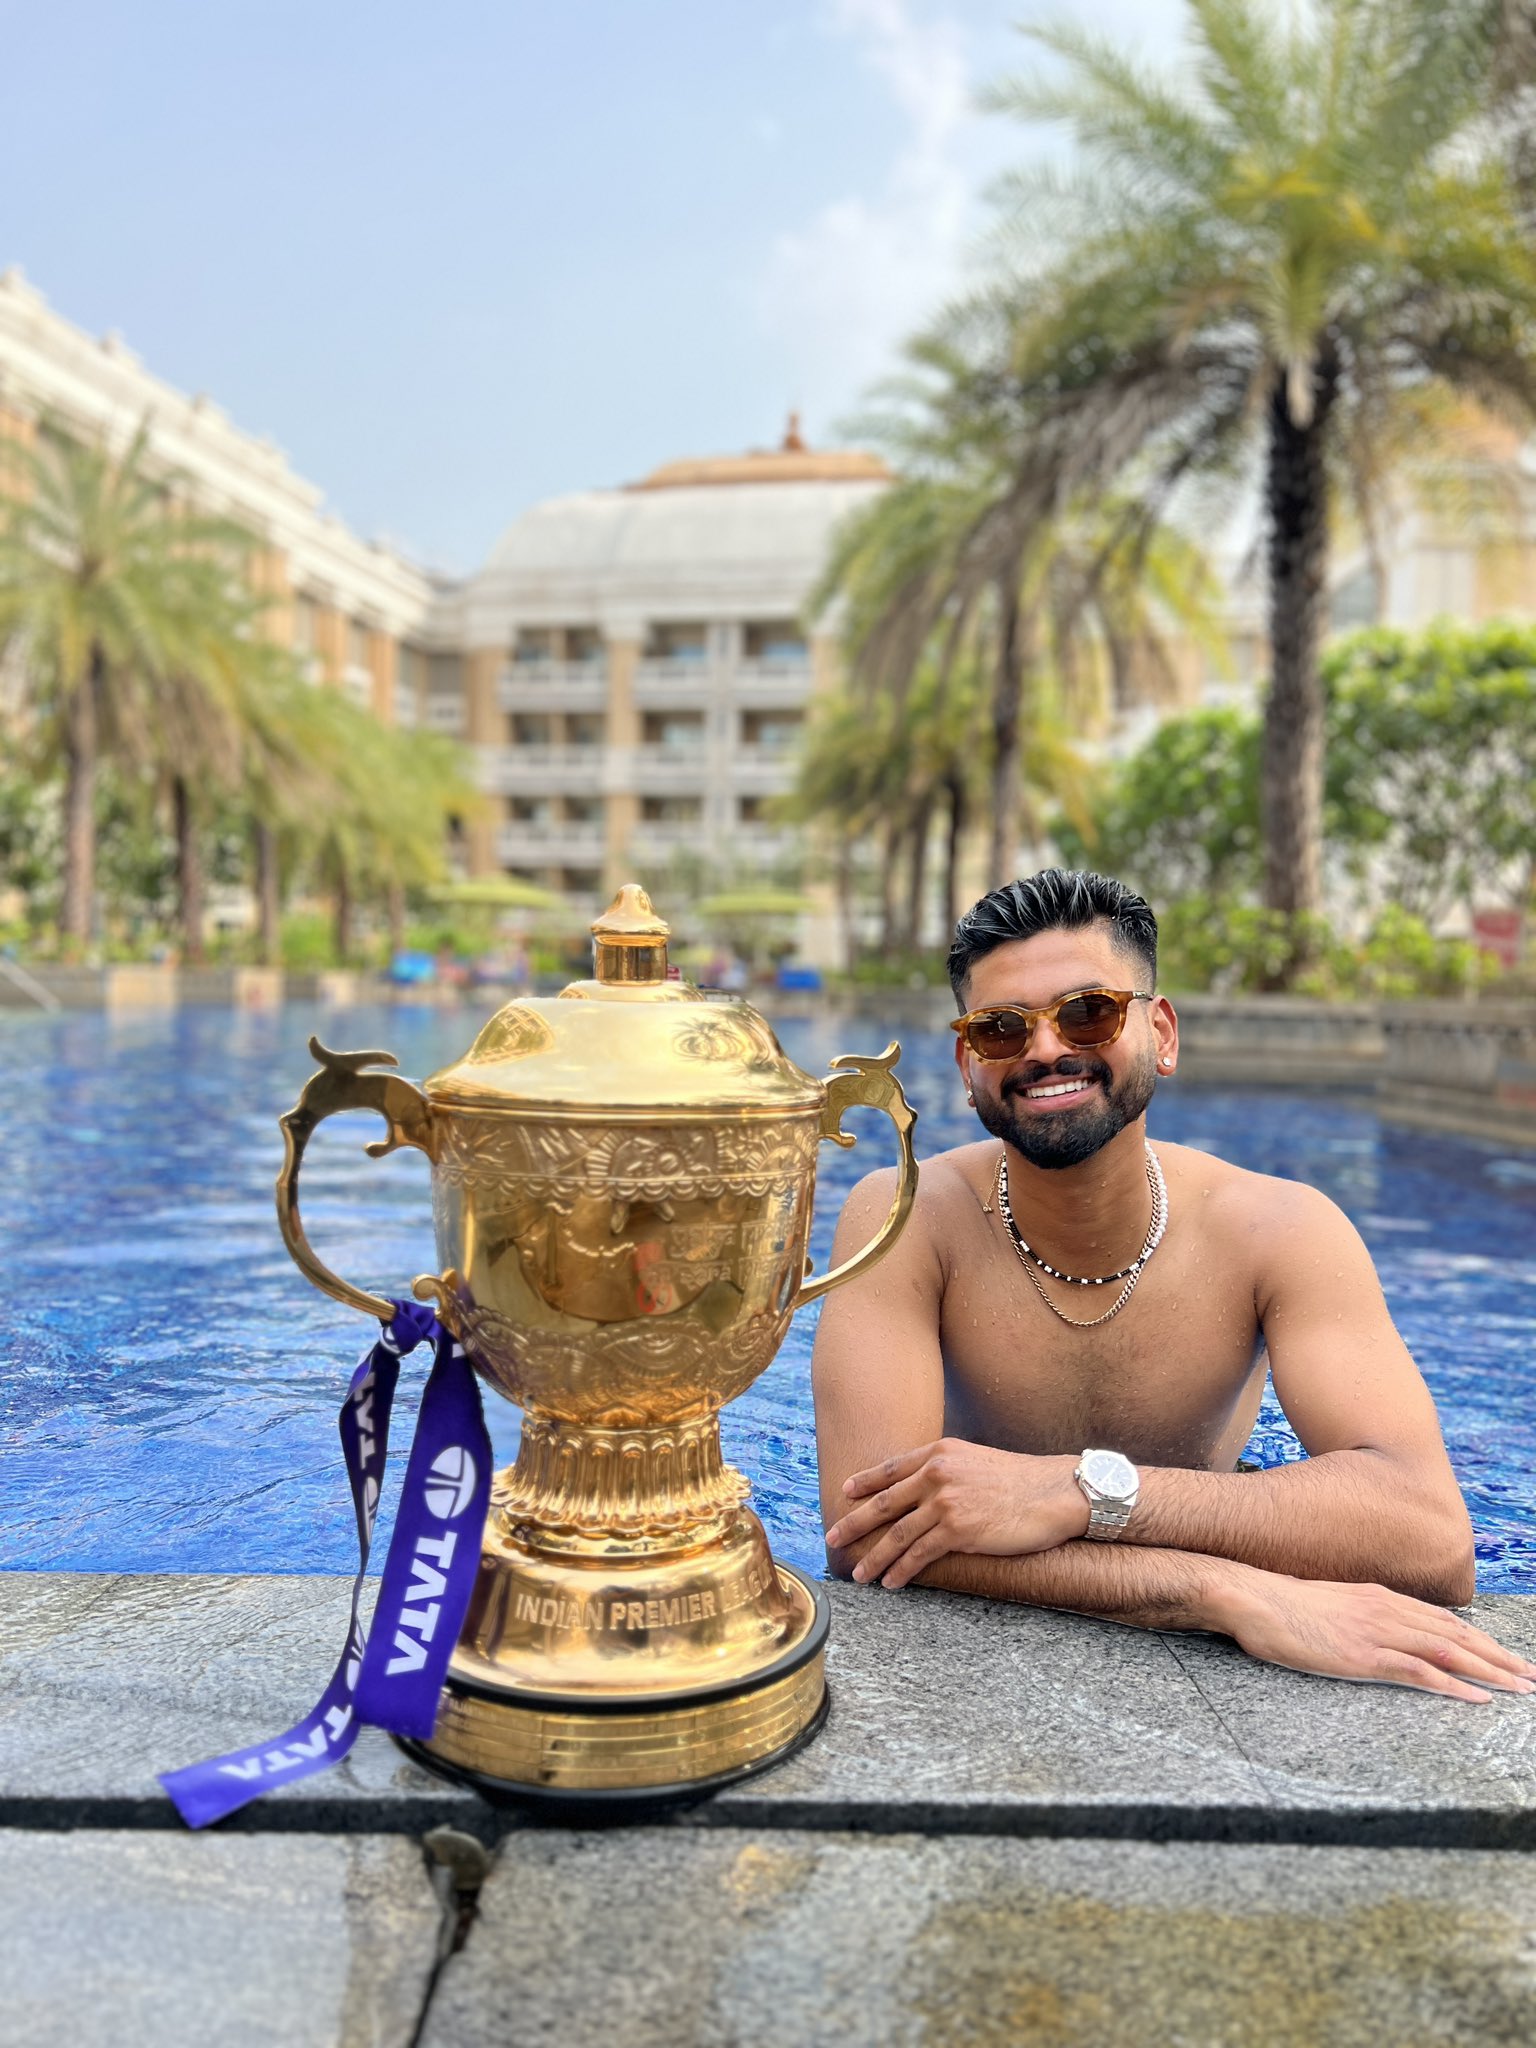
[936, 1237, 1264, 1464]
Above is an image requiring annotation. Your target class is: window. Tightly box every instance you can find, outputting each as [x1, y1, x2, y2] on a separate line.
[508, 797, 553, 823]
[738, 796, 767, 822]
[740, 710, 803, 750]
[347, 619, 371, 670]
[641, 797, 702, 822]
[643, 711, 705, 751]
[565, 797, 602, 824]
[513, 628, 556, 664]
[644, 622, 708, 662]
[567, 713, 604, 747]
[511, 714, 552, 747]
[293, 594, 319, 654]
[562, 868, 602, 895]
[565, 627, 603, 664]
[743, 620, 807, 661]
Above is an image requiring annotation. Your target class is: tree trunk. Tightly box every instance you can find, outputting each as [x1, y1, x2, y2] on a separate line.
[254, 820, 281, 966]
[878, 821, 900, 953]
[386, 880, 406, 956]
[60, 650, 103, 950]
[942, 771, 966, 936]
[173, 775, 205, 966]
[986, 578, 1028, 887]
[1262, 341, 1340, 964]
[902, 795, 933, 950]
[333, 859, 353, 964]
[835, 837, 858, 973]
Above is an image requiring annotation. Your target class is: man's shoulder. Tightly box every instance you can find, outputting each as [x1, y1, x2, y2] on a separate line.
[1158, 1138, 1346, 1241]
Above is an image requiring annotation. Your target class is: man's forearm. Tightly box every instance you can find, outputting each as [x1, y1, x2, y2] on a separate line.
[914, 1538, 1253, 1634]
[1125, 1451, 1474, 1602]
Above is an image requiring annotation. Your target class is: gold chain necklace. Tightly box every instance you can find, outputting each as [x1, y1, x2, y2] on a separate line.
[994, 1145, 1167, 1330]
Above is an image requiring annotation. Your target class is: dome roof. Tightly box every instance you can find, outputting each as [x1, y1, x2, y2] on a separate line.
[475, 426, 892, 599]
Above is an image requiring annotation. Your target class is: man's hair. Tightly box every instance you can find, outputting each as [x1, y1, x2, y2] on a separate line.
[947, 869, 1158, 1002]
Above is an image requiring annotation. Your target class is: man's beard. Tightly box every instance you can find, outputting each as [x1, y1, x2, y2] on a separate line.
[971, 1047, 1158, 1170]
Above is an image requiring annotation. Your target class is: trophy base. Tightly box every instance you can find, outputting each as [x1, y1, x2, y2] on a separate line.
[404, 1564, 829, 1812]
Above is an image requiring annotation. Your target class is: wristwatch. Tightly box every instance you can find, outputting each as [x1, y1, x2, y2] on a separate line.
[1074, 1448, 1140, 1540]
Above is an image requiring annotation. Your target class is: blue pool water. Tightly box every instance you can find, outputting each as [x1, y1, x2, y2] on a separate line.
[2, 1003, 1533, 1590]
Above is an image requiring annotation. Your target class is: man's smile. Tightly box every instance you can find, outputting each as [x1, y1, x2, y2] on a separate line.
[1017, 1077, 1098, 1107]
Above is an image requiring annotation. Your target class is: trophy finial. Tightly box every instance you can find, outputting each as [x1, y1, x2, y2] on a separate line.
[591, 883, 670, 983]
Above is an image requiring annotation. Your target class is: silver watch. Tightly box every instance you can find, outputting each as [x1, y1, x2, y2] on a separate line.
[1074, 1448, 1140, 1540]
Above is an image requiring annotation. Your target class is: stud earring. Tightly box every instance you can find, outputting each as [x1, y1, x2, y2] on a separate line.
[965, 1089, 975, 1104]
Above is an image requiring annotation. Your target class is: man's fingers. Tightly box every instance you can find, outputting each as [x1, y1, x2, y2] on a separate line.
[850, 1508, 939, 1584]
[843, 1445, 935, 1497]
[826, 1473, 926, 1550]
[1386, 1627, 1536, 1695]
[1370, 1649, 1492, 1703]
[880, 1530, 951, 1590]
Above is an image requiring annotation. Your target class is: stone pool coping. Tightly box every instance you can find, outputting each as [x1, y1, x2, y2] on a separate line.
[4, 1575, 1534, 2045]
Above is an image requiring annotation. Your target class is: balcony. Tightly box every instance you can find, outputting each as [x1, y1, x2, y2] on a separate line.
[496, 824, 607, 867]
[633, 744, 710, 794]
[728, 748, 799, 795]
[477, 745, 605, 794]
[498, 662, 608, 715]
[732, 659, 812, 709]
[628, 820, 713, 861]
[634, 659, 716, 709]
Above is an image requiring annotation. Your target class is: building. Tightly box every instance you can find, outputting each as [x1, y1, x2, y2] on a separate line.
[450, 428, 890, 900]
[0, 267, 458, 734]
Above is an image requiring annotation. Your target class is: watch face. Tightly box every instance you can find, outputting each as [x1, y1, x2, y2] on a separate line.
[1082, 1449, 1136, 1498]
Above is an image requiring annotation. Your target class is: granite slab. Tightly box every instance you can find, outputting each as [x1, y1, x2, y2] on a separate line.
[423, 1830, 1536, 2048]
[0, 1828, 440, 2048]
[2, 1574, 1532, 1845]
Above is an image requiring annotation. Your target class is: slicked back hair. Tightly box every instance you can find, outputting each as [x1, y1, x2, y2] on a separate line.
[948, 870, 1158, 1003]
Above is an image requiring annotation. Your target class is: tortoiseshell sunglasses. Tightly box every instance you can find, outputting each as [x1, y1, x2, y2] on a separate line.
[949, 989, 1153, 1062]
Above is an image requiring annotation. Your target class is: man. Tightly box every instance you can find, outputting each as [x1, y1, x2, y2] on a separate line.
[815, 870, 1534, 1701]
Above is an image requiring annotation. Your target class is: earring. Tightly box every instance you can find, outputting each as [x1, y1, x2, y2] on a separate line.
[965, 1089, 975, 1104]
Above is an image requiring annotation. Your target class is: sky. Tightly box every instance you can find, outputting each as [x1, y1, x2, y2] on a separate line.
[1, 0, 1189, 573]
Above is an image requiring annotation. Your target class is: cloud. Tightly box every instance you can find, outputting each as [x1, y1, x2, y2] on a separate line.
[752, 0, 976, 426]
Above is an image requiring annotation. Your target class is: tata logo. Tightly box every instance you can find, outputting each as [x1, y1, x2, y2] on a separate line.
[382, 1443, 480, 1677]
[424, 1445, 478, 1520]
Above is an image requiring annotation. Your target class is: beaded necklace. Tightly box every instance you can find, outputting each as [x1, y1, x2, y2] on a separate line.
[994, 1143, 1168, 1330]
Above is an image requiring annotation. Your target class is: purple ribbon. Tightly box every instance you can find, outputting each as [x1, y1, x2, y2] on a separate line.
[160, 1300, 492, 1828]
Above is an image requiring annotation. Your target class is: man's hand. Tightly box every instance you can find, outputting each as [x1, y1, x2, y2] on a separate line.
[825, 1438, 1090, 1588]
[1208, 1568, 1536, 1702]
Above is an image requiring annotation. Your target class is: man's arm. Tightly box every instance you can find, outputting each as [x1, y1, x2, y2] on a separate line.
[1120, 1180, 1475, 1602]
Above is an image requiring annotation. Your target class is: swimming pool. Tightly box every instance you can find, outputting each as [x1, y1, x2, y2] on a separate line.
[3, 1003, 1532, 1590]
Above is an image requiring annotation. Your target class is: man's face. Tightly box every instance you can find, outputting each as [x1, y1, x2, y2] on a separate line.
[953, 924, 1173, 1171]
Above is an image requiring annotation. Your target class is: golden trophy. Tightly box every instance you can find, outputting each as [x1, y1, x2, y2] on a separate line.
[274, 885, 917, 1804]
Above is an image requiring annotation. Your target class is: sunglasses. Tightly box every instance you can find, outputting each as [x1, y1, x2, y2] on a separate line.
[950, 988, 1154, 1062]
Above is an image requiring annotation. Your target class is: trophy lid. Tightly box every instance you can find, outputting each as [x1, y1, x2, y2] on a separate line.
[423, 884, 825, 1114]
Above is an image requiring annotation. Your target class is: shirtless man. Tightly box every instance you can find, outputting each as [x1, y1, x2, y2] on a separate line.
[815, 869, 1534, 1701]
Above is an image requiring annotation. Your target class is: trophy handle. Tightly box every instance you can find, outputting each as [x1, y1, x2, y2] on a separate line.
[276, 1037, 436, 1324]
[793, 1043, 918, 1309]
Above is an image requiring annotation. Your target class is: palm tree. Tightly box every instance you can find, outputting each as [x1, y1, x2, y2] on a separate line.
[815, 439, 1226, 887]
[984, 0, 1536, 942]
[0, 421, 254, 948]
[292, 689, 479, 963]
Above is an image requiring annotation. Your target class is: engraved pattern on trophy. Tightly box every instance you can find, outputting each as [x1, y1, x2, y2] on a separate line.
[671, 1008, 785, 1071]
[458, 1003, 557, 1065]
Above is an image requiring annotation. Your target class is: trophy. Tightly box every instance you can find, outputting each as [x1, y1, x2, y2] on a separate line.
[275, 885, 917, 1804]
